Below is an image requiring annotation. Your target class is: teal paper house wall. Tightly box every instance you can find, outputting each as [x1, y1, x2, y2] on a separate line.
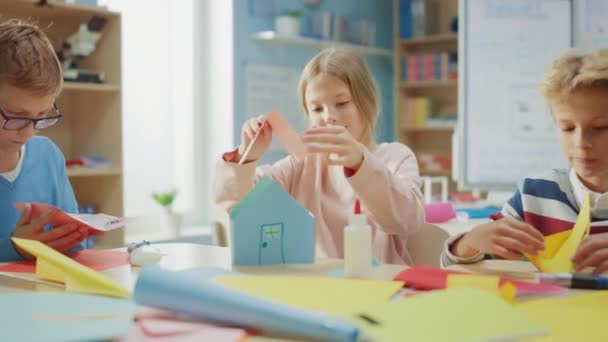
[230, 176, 315, 266]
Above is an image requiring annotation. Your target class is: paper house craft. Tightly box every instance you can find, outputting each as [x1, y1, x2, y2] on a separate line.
[230, 176, 315, 266]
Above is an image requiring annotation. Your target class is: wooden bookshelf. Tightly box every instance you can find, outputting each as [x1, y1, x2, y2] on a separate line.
[252, 30, 393, 58]
[400, 33, 457, 49]
[400, 80, 457, 90]
[394, 0, 458, 190]
[0, 0, 124, 248]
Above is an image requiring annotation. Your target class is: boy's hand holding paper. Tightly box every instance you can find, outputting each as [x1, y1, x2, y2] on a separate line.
[524, 192, 591, 273]
[15, 202, 129, 236]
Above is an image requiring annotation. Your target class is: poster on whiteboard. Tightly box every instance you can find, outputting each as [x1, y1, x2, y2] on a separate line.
[245, 64, 307, 153]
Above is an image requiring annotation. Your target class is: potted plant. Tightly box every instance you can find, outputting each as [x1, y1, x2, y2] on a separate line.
[275, 9, 303, 37]
[152, 189, 182, 236]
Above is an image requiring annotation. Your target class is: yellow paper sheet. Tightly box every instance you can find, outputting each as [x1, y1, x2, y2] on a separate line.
[516, 291, 608, 341]
[351, 288, 545, 342]
[214, 275, 403, 315]
[12, 238, 130, 298]
[447, 274, 500, 293]
[525, 192, 591, 273]
[447, 274, 515, 303]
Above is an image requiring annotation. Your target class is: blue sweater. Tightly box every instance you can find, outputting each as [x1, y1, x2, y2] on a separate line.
[0, 136, 84, 261]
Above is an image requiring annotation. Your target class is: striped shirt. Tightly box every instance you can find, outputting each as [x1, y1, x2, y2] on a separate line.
[441, 169, 608, 267]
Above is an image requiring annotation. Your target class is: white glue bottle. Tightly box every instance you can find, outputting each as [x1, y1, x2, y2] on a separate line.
[344, 199, 372, 278]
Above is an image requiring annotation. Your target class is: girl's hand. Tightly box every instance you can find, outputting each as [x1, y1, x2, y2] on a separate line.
[302, 126, 366, 171]
[237, 115, 272, 162]
[451, 217, 545, 260]
[572, 233, 608, 275]
[12, 203, 87, 259]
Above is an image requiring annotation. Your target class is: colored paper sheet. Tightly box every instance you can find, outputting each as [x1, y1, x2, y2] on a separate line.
[394, 266, 565, 296]
[134, 266, 361, 342]
[0, 292, 134, 342]
[214, 275, 403, 314]
[525, 193, 591, 273]
[424, 202, 457, 223]
[447, 274, 500, 293]
[117, 318, 247, 342]
[265, 110, 306, 160]
[351, 288, 545, 342]
[447, 274, 517, 303]
[11, 238, 130, 298]
[516, 291, 608, 341]
[15, 202, 128, 235]
[0, 249, 129, 273]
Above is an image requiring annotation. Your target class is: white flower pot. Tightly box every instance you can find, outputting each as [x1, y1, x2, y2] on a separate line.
[164, 212, 183, 237]
[275, 15, 301, 37]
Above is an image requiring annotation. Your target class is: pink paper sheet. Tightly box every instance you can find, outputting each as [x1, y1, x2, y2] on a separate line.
[115, 311, 247, 342]
[394, 266, 566, 296]
[265, 111, 306, 160]
[424, 202, 457, 223]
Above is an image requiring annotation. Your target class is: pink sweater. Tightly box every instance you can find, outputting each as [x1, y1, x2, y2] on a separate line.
[213, 142, 425, 265]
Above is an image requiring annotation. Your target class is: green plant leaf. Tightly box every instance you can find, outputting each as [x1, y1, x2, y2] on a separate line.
[281, 9, 302, 17]
[151, 190, 177, 208]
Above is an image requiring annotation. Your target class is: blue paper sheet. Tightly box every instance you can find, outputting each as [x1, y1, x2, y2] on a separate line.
[0, 292, 134, 341]
[134, 266, 361, 342]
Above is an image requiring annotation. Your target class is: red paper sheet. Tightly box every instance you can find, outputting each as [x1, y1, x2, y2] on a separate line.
[394, 266, 566, 295]
[0, 249, 129, 273]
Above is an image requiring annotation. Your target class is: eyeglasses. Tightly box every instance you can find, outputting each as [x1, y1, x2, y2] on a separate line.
[0, 102, 62, 130]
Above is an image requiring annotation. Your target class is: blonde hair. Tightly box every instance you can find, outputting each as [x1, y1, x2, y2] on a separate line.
[0, 19, 63, 95]
[298, 48, 380, 145]
[541, 48, 608, 103]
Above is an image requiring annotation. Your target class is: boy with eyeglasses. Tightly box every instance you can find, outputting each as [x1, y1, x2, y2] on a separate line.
[0, 19, 88, 261]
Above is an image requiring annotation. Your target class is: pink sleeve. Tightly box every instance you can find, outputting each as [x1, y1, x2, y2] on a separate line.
[347, 144, 424, 236]
[213, 148, 297, 212]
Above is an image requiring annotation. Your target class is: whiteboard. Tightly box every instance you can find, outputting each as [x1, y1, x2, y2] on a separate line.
[245, 63, 308, 154]
[574, 0, 608, 51]
[457, 0, 572, 190]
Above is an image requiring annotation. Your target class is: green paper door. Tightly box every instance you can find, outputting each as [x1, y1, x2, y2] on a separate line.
[259, 223, 285, 264]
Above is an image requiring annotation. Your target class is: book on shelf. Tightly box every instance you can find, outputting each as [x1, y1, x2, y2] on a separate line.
[400, 0, 442, 39]
[401, 52, 457, 83]
[401, 96, 432, 128]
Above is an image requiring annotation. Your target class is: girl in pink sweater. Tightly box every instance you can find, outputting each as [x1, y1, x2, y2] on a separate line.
[214, 48, 424, 265]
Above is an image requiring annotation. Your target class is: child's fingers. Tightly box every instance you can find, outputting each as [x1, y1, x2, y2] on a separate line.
[574, 249, 608, 272]
[302, 133, 348, 145]
[304, 126, 345, 135]
[37, 223, 80, 242]
[591, 260, 608, 276]
[305, 143, 348, 155]
[498, 226, 545, 251]
[492, 236, 540, 256]
[505, 218, 545, 242]
[30, 209, 58, 233]
[16, 203, 33, 226]
[46, 231, 85, 253]
[490, 244, 523, 260]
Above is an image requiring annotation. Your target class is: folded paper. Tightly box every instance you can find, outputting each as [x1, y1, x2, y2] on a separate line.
[11, 238, 130, 298]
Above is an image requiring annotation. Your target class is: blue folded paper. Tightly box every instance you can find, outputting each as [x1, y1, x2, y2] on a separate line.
[134, 266, 362, 342]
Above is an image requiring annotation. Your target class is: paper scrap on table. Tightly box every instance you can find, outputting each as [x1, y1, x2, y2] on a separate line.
[214, 275, 403, 315]
[0, 249, 129, 273]
[11, 237, 130, 298]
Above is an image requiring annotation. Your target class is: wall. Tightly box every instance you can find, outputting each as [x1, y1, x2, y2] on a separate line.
[233, 0, 394, 162]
